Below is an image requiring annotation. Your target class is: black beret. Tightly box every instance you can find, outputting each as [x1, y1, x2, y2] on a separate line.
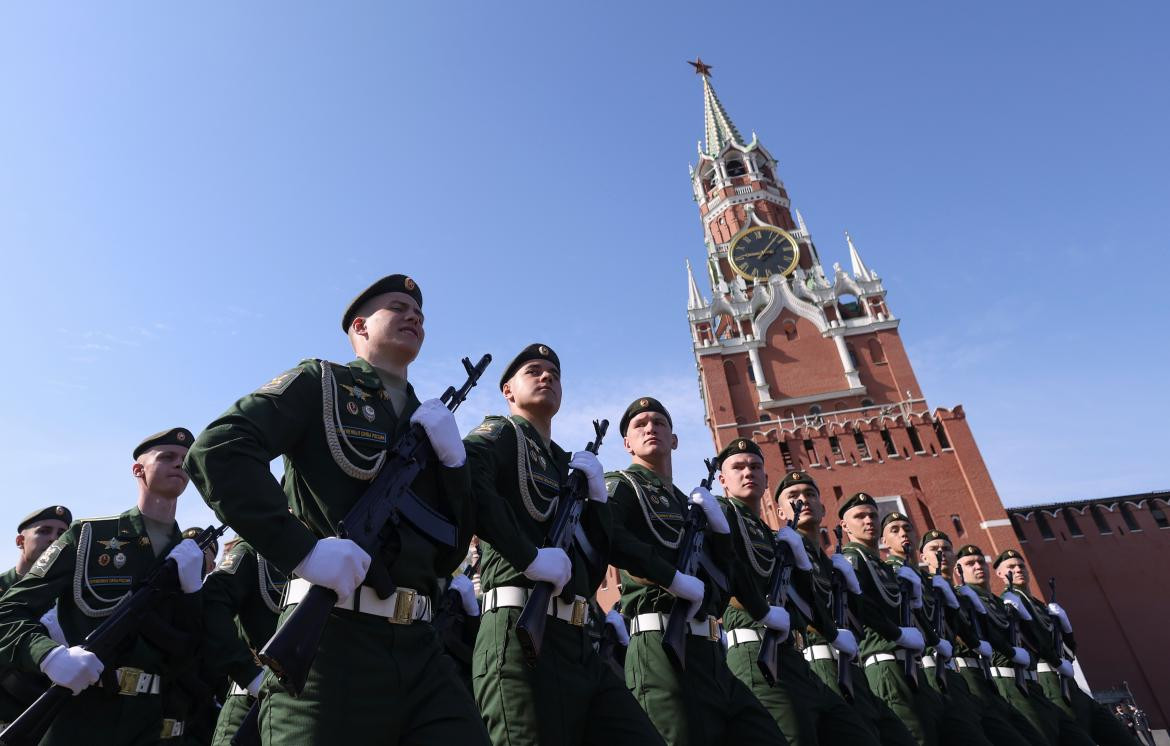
[881, 511, 911, 531]
[716, 438, 762, 467]
[992, 548, 1024, 569]
[498, 343, 560, 390]
[919, 529, 952, 551]
[341, 274, 423, 333]
[619, 397, 672, 436]
[133, 428, 194, 459]
[837, 492, 877, 519]
[775, 471, 817, 498]
[955, 544, 983, 560]
[18, 505, 72, 532]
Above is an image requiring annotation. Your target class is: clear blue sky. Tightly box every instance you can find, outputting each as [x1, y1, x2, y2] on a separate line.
[1, 2, 1167, 539]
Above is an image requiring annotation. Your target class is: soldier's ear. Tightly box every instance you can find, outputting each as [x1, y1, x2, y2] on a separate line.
[15, 534, 23, 549]
[501, 381, 514, 404]
[670, 434, 678, 451]
[132, 462, 145, 478]
[623, 436, 635, 456]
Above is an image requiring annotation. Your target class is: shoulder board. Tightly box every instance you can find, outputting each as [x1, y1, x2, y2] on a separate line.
[215, 544, 249, 575]
[469, 416, 508, 442]
[28, 539, 67, 578]
[78, 514, 121, 523]
[256, 363, 313, 395]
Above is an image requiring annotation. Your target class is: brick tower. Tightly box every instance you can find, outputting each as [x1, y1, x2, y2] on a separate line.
[683, 60, 1019, 560]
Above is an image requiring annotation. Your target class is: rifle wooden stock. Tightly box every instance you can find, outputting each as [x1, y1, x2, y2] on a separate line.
[831, 526, 854, 701]
[258, 354, 491, 697]
[0, 524, 227, 746]
[897, 542, 918, 691]
[515, 420, 608, 665]
[662, 458, 719, 672]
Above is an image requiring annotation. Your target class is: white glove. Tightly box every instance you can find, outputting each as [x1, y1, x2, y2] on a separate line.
[957, 584, 987, 614]
[568, 451, 607, 503]
[411, 398, 466, 467]
[895, 626, 925, 652]
[1047, 602, 1072, 634]
[168, 539, 205, 594]
[522, 547, 571, 596]
[761, 605, 790, 640]
[1001, 591, 1032, 620]
[831, 553, 862, 594]
[931, 576, 959, 609]
[39, 645, 103, 695]
[934, 639, 953, 661]
[667, 571, 705, 619]
[775, 526, 812, 571]
[605, 609, 630, 645]
[1011, 646, 1030, 666]
[40, 606, 67, 646]
[896, 565, 923, 609]
[689, 486, 730, 534]
[294, 537, 371, 602]
[451, 573, 480, 617]
[246, 670, 265, 698]
[1057, 659, 1074, 678]
[977, 640, 993, 659]
[832, 629, 858, 658]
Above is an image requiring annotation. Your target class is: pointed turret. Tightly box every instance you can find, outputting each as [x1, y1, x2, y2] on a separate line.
[686, 259, 707, 310]
[846, 230, 873, 281]
[795, 208, 809, 236]
[688, 58, 745, 156]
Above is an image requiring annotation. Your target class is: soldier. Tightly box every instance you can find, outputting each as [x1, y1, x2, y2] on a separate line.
[606, 397, 786, 746]
[838, 493, 939, 745]
[717, 442, 879, 746]
[0, 506, 72, 595]
[0, 428, 207, 744]
[780, 475, 915, 746]
[202, 537, 288, 746]
[184, 274, 490, 745]
[995, 549, 1140, 746]
[465, 344, 661, 746]
[953, 545, 1094, 746]
[182, 526, 219, 577]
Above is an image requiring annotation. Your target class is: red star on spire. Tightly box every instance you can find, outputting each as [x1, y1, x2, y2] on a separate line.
[688, 58, 712, 77]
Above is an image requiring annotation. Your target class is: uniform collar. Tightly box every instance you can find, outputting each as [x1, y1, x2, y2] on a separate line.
[847, 540, 882, 560]
[349, 357, 390, 390]
[120, 506, 181, 547]
[625, 463, 675, 493]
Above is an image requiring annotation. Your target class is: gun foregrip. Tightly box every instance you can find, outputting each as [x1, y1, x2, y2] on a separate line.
[258, 584, 337, 697]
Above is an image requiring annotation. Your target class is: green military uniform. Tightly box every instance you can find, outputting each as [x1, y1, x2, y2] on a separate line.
[718, 455, 877, 746]
[0, 567, 20, 595]
[606, 400, 783, 746]
[203, 540, 288, 746]
[466, 401, 660, 746]
[185, 294, 488, 746]
[0, 506, 200, 745]
[841, 497, 939, 746]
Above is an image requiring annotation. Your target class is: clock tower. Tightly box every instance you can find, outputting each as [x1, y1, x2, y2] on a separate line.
[684, 60, 1022, 563]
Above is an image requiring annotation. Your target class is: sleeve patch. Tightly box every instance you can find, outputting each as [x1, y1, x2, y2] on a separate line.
[256, 367, 305, 395]
[215, 548, 243, 575]
[605, 476, 621, 496]
[28, 541, 64, 578]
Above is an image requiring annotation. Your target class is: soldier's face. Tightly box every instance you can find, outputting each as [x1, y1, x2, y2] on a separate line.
[957, 554, 987, 585]
[718, 453, 766, 501]
[920, 540, 953, 576]
[996, 558, 1028, 587]
[623, 412, 676, 460]
[16, 519, 68, 565]
[882, 521, 914, 557]
[502, 360, 561, 415]
[354, 292, 425, 363]
[777, 484, 821, 531]
[841, 505, 878, 544]
[134, 445, 190, 498]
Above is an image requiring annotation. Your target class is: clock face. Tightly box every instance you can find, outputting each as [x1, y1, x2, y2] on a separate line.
[728, 227, 800, 280]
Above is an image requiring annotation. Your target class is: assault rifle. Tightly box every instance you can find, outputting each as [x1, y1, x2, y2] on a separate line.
[1047, 577, 1072, 705]
[896, 541, 918, 691]
[515, 419, 608, 665]
[259, 354, 491, 696]
[1003, 569, 1029, 696]
[0, 523, 229, 746]
[830, 526, 855, 701]
[956, 586, 993, 682]
[597, 601, 626, 679]
[662, 458, 729, 671]
[756, 499, 804, 686]
[930, 550, 948, 692]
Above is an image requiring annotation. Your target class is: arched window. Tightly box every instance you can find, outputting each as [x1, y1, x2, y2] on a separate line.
[726, 159, 746, 177]
[782, 321, 798, 341]
[809, 405, 823, 416]
[760, 164, 775, 181]
[846, 344, 859, 369]
[868, 338, 886, 364]
[724, 359, 742, 386]
[861, 398, 874, 408]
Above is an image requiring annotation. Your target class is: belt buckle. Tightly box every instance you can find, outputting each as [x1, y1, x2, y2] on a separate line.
[117, 667, 143, 696]
[570, 599, 587, 627]
[390, 589, 416, 625]
[160, 718, 184, 738]
[707, 616, 719, 641]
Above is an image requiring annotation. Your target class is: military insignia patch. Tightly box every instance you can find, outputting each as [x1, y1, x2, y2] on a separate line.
[28, 542, 63, 578]
[361, 405, 377, 422]
[55, 506, 65, 516]
[341, 426, 387, 444]
[404, 276, 416, 291]
[90, 576, 131, 586]
[113, 553, 126, 569]
[217, 550, 242, 575]
[98, 554, 110, 567]
[258, 368, 303, 395]
[538, 345, 549, 356]
[640, 398, 649, 407]
[98, 537, 126, 551]
[347, 401, 360, 415]
[139, 537, 150, 547]
[340, 384, 370, 402]
[176, 431, 187, 442]
[470, 418, 506, 441]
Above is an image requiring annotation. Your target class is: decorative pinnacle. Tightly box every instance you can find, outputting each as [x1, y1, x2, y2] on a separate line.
[688, 57, 713, 77]
[846, 231, 873, 281]
[686, 259, 707, 310]
[692, 59, 745, 157]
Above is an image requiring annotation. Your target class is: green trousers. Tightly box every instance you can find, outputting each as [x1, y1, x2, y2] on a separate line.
[921, 663, 994, 746]
[211, 693, 252, 746]
[863, 658, 939, 746]
[994, 676, 1095, 746]
[807, 654, 917, 746]
[40, 685, 164, 745]
[725, 638, 878, 746]
[472, 607, 663, 746]
[259, 609, 489, 746]
[956, 665, 1048, 746]
[1038, 672, 1142, 746]
[625, 629, 786, 746]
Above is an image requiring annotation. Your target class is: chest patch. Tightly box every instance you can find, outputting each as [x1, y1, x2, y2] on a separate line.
[89, 575, 132, 586]
[341, 426, 387, 444]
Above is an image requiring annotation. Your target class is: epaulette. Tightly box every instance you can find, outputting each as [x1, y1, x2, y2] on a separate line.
[469, 415, 509, 442]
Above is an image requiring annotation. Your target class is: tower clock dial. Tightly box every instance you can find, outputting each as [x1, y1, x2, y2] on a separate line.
[728, 226, 800, 280]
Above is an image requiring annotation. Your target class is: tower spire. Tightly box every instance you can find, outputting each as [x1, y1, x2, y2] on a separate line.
[846, 230, 873, 281]
[688, 58, 745, 156]
[686, 259, 707, 310]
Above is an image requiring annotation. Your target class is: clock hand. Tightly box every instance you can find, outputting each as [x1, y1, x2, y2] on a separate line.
[759, 232, 781, 258]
